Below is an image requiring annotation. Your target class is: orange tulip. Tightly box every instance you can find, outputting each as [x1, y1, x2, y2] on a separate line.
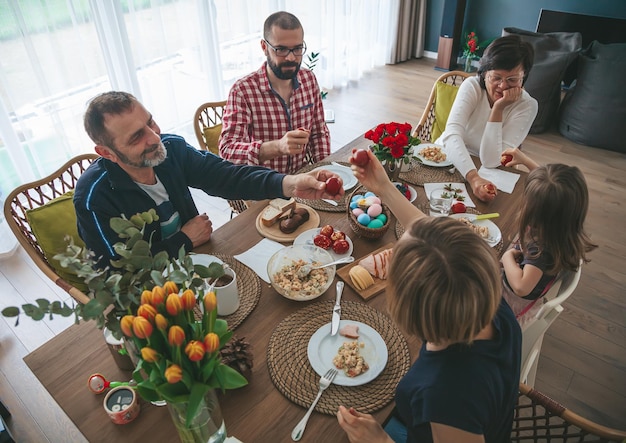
[137, 304, 158, 322]
[203, 291, 217, 313]
[140, 289, 153, 305]
[155, 313, 168, 331]
[120, 315, 135, 337]
[181, 289, 196, 311]
[168, 325, 186, 346]
[165, 364, 183, 384]
[132, 316, 153, 339]
[166, 293, 182, 316]
[203, 332, 220, 353]
[163, 281, 179, 295]
[140, 347, 159, 363]
[185, 340, 205, 362]
[151, 286, 166, 306]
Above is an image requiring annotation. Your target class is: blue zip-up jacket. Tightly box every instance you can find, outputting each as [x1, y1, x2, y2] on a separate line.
[74, 134, 286, 265]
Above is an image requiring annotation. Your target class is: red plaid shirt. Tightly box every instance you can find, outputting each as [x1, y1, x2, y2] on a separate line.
[219, 63, 331, 174]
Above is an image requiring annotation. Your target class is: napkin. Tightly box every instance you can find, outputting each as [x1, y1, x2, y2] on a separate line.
[423, 182, 476, 207]
[478, 167, 521, 194]
[234, 238, 284, 283]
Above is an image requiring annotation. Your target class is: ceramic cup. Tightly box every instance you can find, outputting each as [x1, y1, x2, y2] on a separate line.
[429, 188, 453, 217]
[214, 267, 239, 316]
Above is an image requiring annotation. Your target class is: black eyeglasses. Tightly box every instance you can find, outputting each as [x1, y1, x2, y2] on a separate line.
[264, 40, 307, 57]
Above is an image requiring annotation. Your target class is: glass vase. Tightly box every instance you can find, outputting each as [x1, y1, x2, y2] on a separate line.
[166, 389, 226, 443]
[464, 57, 473, 73]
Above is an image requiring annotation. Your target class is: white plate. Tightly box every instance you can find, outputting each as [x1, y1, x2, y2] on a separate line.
[448, 214, 502, 247]
[392, 182, 417, 203]
[307, 321, 388, 386]
[312, 164, 357, 191]
[293, 228, 354, 260]
[413, 143, 453, 167]
[189, 254, 224, 267]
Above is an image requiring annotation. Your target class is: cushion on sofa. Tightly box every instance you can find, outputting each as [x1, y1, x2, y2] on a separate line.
[558, 41, 626, 153]
[502, 27, 582, 133]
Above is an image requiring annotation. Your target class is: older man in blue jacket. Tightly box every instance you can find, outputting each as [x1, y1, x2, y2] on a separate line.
[75, 91, 341, 266]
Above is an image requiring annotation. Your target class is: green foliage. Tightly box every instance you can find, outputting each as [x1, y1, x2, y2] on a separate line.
[303, 51, 328, 99]
[1, 209, 225, 338]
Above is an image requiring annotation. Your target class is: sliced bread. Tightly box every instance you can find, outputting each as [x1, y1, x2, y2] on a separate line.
[269, 197, 296, 213]
[260, 205, 283, 227]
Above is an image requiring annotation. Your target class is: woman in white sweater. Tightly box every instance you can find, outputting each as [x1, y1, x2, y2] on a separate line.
[436, 35, 538, 202]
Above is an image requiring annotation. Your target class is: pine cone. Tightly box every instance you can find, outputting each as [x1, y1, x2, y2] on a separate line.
[220, 335, 253, 378]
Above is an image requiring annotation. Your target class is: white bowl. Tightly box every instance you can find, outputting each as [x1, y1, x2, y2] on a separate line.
[267, 245, 336, 301]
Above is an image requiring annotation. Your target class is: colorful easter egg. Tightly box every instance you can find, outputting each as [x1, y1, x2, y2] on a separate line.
[367, 219, 384, 229]
[367, 203, 382, 217]
[357, 213, 371, 226]
[352, 208, 364, 217]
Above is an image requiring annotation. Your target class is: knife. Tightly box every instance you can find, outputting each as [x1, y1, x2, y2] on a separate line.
[331, 281, 344, 336]
[474, 212, 499, 220]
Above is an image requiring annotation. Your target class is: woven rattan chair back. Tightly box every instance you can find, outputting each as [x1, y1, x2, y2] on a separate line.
[193, 100, 247, 218]
[3, 154, 98, 305]
[514, 383, 626, 442]
[413, 70, 472, 142]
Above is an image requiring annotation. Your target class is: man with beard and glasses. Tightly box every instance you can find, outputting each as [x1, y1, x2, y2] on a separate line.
[219, 11, 331, 174]
[75, 91, 343, 267]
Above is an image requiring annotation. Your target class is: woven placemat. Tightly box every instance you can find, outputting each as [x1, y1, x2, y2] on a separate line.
[394, 208, 504, 256]
[267, 300, 411, 415]
[293, 161, 352, 212]
[193, 254, 261, 330]
[399, 160, 464, 186]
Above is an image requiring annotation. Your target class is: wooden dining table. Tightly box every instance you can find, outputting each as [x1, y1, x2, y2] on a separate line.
[23, 134, 527, 443]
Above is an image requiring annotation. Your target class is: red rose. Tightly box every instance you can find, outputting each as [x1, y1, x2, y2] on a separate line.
[390, 145, 405, 159]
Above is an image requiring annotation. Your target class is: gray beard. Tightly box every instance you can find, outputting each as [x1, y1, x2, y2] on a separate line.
[115, 141, 167, 168]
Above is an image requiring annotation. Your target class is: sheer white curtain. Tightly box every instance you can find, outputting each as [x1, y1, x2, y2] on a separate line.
[0, 0, 401, 200]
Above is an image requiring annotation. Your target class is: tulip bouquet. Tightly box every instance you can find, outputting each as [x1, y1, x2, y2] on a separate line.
[121, 280, 247, 429]
[364, 122, 420, 165]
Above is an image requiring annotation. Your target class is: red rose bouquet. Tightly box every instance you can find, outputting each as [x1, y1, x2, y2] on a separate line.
[364, 122, 420, 165]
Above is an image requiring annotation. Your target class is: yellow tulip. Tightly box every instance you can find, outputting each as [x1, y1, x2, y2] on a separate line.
[203, 291, 217, 313]
[165, 364, 182, 384]
[181, 289, 196, 311]
[120, 315, 135, 337]
[140, 289, 153, 305]
[163, 281, 179, 295]
[132, 316, 153, 339]
[168, 325, 186, 346]
[203, 332, 220, 353]
[155, 313, 168, 331]
[137, 303, 157, 322]
[185, 340, 205, 362]
[151, 286, 166, 306]
[166, 293, 182, 316]
[140, 347, 159, 363]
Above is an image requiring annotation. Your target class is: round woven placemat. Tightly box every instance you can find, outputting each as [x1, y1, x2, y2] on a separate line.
[399, 160, 465, 186]
[394, 208, 504, 255]
[193, 254, 261, 330]
[293, 161, 352, 212]
[267, 300, 411, 415]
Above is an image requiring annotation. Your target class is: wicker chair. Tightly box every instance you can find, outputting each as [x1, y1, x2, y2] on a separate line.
[193, 100, 248, 218]
[413, 70, 472, 142]
[3, 154, 98, 305]
[514, 383, 626, 442]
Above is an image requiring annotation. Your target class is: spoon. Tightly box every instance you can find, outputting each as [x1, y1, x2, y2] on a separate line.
[297, 256, 355, 278]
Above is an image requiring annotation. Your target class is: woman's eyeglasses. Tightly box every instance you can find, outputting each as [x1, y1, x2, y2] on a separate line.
[486, 73, 524, 87]
[264, 40, 307, 57]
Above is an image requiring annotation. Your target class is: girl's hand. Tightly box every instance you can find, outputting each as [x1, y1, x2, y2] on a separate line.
[336, 406, 393, 443]
[501, 147, 539, 171]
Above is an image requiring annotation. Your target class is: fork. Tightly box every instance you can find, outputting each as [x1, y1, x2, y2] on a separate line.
[291, 368, 338, 441]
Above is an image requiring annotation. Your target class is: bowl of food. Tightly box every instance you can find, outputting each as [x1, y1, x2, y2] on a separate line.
[267, 245, 336, 301]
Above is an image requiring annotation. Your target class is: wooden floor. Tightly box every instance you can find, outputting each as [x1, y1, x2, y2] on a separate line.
[1, 57, 625, 441]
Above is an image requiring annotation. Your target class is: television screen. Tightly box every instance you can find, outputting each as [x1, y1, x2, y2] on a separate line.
[536, 9, 626, 49]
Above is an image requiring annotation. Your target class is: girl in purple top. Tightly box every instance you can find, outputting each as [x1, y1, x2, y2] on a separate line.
[500, 148, 597, 327]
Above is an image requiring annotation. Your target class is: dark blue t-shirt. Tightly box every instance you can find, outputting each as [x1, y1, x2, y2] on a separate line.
[395, 299, 521, 443]
[503, 242, 556, 300]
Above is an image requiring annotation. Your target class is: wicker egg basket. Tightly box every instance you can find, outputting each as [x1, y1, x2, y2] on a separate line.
[347, 185, 392, 239]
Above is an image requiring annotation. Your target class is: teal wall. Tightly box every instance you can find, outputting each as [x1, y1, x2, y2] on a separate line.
[424, 0, 626, 53]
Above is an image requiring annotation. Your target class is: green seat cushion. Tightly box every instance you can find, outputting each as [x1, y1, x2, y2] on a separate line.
[203, 124, 222, 155]
[25, 190, 88, 292]
[431, 81, 461, 142]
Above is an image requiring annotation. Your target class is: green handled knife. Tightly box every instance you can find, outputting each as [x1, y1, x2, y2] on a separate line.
[475, 212, 499, 220]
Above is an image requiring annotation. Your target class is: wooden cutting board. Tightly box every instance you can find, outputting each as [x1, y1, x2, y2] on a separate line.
[255, 203, 320, 243]
[337, 242, 395, 300]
